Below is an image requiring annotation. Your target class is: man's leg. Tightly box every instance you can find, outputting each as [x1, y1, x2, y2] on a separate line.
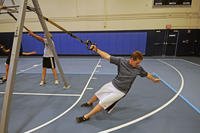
[87, 95, 98, 104]
[81, 95, 98, 107]
[76, 103, 103, 123]
[84, 104, 103, 119]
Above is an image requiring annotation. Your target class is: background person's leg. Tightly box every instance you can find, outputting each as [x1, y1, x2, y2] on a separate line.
[52, 68, 59, 84]
[40, 67, 46, 86]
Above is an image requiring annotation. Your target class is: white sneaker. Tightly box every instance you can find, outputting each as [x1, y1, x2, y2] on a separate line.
[40, 80, 45, 86]
[54, 80, 59, 85]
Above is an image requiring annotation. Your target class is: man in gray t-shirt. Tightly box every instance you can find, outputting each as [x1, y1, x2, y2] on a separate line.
[76, 45, 160, 123]
[111, 56, 148, 94]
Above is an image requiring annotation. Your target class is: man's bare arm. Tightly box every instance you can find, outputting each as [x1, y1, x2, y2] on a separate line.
[28, 30, 44, 42]
[22, 51, 37, 56]
[146, 73, 160, 83]
[90, 45, 111, 61]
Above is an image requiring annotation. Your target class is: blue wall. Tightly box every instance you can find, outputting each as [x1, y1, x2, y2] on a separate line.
[22, 31, 147, 55]
[2, 30, 199, 56]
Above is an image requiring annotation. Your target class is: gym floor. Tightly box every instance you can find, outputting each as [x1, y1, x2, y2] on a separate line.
[0, 56, 200, 133]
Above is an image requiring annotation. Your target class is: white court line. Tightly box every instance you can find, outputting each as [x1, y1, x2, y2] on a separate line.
[151, 58, 200, 68]
[16, 63, 42, 74]
[179, 59, 200, 67]
[87, 88, 94, 90]
[0, 92, 80, 97]
[24, 58, 102, 133]
[98, 59, 184, 133]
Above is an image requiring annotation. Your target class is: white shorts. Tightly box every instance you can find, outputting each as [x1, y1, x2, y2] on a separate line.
[95, 82, 125, 109]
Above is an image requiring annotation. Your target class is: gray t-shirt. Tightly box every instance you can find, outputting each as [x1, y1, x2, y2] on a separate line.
[110, 56, 148, 94]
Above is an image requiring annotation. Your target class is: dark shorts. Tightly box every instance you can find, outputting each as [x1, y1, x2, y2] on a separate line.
[6, 56, 11, 65]
[6, 51, 22, 65]
[43, 57, 56, 68]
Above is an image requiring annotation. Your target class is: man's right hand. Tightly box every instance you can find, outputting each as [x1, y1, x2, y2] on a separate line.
[90, 45, 98, 52]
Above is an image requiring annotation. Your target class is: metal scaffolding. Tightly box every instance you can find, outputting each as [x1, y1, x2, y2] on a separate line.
[0, 0, 70, 132]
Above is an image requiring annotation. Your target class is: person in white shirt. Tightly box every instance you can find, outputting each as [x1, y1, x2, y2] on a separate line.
[28, 31, 59, 86]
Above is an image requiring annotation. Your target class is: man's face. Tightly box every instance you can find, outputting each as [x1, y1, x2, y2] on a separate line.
[129, 58, 142, 68]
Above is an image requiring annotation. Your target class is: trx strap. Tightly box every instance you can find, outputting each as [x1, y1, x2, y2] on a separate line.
[26, 6, 95, 50]
[7, 12, 30, 32]
[0, 5, 19, 14]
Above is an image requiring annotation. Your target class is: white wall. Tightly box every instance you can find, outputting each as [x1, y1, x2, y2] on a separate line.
[0, 0, 199, 32]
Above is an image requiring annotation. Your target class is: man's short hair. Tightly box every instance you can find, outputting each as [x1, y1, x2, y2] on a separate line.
[130, 51, 143, 60]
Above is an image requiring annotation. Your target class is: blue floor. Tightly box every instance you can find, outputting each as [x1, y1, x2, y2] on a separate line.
[0, 56, 199, 133]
